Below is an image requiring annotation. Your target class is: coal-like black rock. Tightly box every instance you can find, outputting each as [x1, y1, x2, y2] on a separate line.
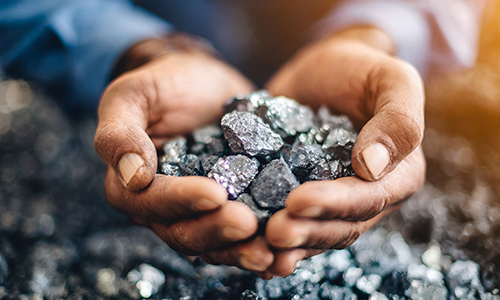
[286, 142, 324, 182]
[250, 158, 300, 210]
[208, 155, 259, 199]
[221, 111, 284, 157]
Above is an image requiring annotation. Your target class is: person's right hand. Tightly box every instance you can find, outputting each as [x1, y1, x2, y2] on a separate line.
[94, 45, 274, 272]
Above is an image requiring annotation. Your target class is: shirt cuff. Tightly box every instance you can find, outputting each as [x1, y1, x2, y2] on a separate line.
[316, 0, 431, 74]
[49, 1, 172, 109]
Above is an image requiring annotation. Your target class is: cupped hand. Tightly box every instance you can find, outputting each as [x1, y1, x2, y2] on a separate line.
[94, 49, 273, 271]
[262, 30, 426, 277]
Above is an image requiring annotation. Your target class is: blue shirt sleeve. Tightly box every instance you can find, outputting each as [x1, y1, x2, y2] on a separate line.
[0, 0, 172, 113]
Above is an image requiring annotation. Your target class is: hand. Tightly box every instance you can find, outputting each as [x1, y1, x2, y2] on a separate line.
[261, 28, 426, 277]
[94, 40, 273, 272]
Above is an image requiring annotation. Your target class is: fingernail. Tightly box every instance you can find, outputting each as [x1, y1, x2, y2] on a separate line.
[118, 153, 144, 185]
[194, 198, 220, 211]
[285, 235, 307, 248]
[240, 255, 267, 271]
[295, 206, 323, 218]
[222, 226, 250, 240]
[361, 143, 390, 179]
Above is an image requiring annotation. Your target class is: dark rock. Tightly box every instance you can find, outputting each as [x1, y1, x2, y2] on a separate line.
[224, 97, 257, 114]
[177, 154, 203, 176]
[317, 106, 355, 132]
[208, 155, 259, 199]
[250, 158, 299, 210]
[201, 155, 220, 175]
[286, 142, 324, 182]
[221, 111, 284, 157]
[322, 128, 357, 166]
[206, 137, 228, 156]
[236, 193, 271, 224]
[0, 253, 7, 284]
[160, 163, 181, 176]
[307, 160, 335, 181]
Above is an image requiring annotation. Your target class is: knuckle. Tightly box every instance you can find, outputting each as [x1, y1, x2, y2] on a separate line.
[163, 223, 201, 256]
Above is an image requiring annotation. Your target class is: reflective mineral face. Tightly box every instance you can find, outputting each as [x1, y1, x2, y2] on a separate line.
[159, 91, 358, 221]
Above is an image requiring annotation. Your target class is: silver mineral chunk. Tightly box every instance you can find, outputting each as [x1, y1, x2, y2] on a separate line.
[261, 96, 315, 137]
[221, 111, 283, 157]
[208, 155, 259, 199]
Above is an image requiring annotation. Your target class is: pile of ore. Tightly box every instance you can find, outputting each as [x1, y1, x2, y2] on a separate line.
[158, 90, 356, 221]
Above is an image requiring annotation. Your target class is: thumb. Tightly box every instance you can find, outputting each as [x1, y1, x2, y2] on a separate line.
[95, 76, 157, 191]
[352, 61, 425, 181]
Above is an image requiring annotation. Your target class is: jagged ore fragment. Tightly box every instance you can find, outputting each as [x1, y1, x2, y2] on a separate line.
[285, 142, 324, 182]
[208, 155, 259, 199]
[221, 111, 283, 157]
[201, 155, 220, 176]
[250, 158, 299, 210]
[258, 96, 315, 137]
[322, 127, 357, 166]
[177, 154, 203, 176]
[160, 163, 181, 177]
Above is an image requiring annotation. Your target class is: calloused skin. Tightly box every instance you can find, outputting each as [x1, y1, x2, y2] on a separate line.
[259, 33, 426, 278]
[94, 28, 426, 278]
[95, 51, 275, 272]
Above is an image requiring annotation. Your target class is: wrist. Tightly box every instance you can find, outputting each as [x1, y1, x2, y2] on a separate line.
[110, 32, 219, 80]
[325, 26, 395, 56]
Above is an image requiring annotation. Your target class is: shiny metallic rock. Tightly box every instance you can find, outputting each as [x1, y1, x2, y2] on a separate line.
[307, 160, 334, 181]
[160, 163, 181, 177]
[224, 97, 257, 114]
[250, 158, 299, 210]
[259, 96, 315, 137]
[161, 137, 187, 164]
[286, 142, 324, 182]
[221, 111, 283, 157]
[322, 127, 357, 165]
[208, 155, 259, 199]
[317, 105, 355, 131]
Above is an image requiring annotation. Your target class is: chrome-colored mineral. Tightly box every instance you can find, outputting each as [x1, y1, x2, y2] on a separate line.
[161, 137, 187, 164]
[208, 155, 259, 199]
[221, 111, 283, 157]
[259, 96, 315, 137]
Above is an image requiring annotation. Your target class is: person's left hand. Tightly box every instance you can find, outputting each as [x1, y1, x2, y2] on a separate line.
[259, 28, 426, 278]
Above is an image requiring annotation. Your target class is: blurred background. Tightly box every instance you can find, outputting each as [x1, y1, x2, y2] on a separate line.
[1, 1, 500, 299]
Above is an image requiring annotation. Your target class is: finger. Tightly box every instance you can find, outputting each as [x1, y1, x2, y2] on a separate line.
[256, 271, 274, 280]
[352, 59, 424, 181]
[105, 166, 228, 222]
[95, 75, 158, 191]
[266, 209, 384, 250]
[201, 236, 274, 272]
[286, 147, 425, 221]
[150, 201, 258, 255]
[268, 249, 325, 277]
